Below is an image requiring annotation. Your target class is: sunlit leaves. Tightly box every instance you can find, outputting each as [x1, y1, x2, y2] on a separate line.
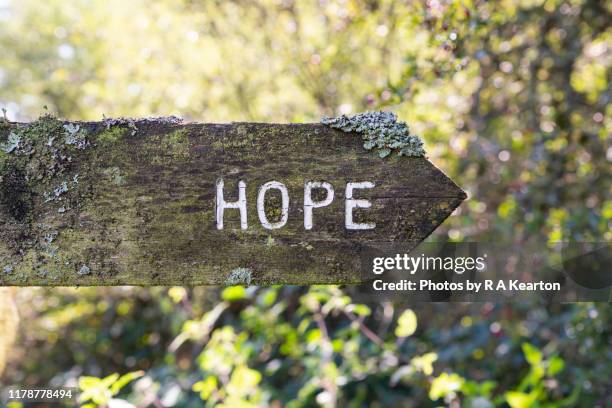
[505, 390, 539, 408]
[221, 286, 247, 302]
[167, 287, 187, 304]
[502, 343, 568, 407]
[3, 1, 611, 406]
[192, 376, 217, 400]
[198, 327, 251, 376]
[521, 342, 542, 365]
[410, 352, 438, 376]
[78, 371, 144, 406]
[346, 304, 371, 317]
[226, 366, 262, 396]
[429, 372, 465, 401]
[0, 0, 423, 122]
[395, 309, 417, 337]
[547, 355, 564, 377]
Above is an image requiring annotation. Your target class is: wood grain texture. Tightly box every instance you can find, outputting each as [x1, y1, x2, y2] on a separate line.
[0, 121, 466, 285]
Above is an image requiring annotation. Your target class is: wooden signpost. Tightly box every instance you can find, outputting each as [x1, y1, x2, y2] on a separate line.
[0, 115, 466, 285]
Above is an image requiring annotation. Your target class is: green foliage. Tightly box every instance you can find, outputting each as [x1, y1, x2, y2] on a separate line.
[78, 371, 144, 407]
[177, 286, 448, 406]
[502, 343, 576, 408]
[429, 372, 464, 401]
[426, 341, 581, 407]
[0, 0, 610, 406]
[4, 287, 610, 406]
[221, 286, 247, 302]
[395, 309, 418, 337]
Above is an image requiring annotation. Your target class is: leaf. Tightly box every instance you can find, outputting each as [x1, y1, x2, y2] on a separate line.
[410, 352, 438, 376]
[521, 343, 542, 366]
[260, 288, 277, 307]
[193, 376, 218, 400]
[168, 287, 187, 303]
[221, 286, 247, 301]
[505, 391, 537, 408]
[110, 371, 144, 395]
[349, 304, 371, 317]
[479, 381, 498, 397]
[395, 309, 418, 337]
[227, 366, 262, 396]
[78, 376, 102, 390]
[101, 373, 121, 390]
[78, 386, 103, 404]
[306, 328, 322, 343]
[429, 372, 465, 400]
[78, 374, 117, 405]
[547, 355, 564, 376]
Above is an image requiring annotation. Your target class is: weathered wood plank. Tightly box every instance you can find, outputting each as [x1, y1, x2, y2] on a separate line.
[0, 117, 466, 285]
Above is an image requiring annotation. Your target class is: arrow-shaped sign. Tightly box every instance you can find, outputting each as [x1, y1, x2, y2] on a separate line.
[0, 115, 466, 285]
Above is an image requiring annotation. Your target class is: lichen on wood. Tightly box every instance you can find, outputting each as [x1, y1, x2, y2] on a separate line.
[225, 267, 253, 286]
[1, 132, 20, 153]
[102, 115, 183, 136]
[321, 111, 425, 158]
[0, 114, 98, 284]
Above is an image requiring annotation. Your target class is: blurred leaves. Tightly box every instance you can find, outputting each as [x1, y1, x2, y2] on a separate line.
[0, 0, 610, 406]
[395, 309, 418, 337]
[221, 286, 247, 302]
[429, 372, 464, 401]
[79, 371, 144, 407]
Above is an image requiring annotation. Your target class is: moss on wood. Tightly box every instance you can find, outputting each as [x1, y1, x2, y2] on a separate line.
[0, 117, 465, 286]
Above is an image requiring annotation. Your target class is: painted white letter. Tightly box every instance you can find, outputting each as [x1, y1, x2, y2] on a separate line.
[304, 181, 334, 230]
[257, 181, 289, 229]
[345, 181, 375, 230]
[216, 179, 247, 230]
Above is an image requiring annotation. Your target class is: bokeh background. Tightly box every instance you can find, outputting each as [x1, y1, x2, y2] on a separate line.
[0, 0, 610, 407]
